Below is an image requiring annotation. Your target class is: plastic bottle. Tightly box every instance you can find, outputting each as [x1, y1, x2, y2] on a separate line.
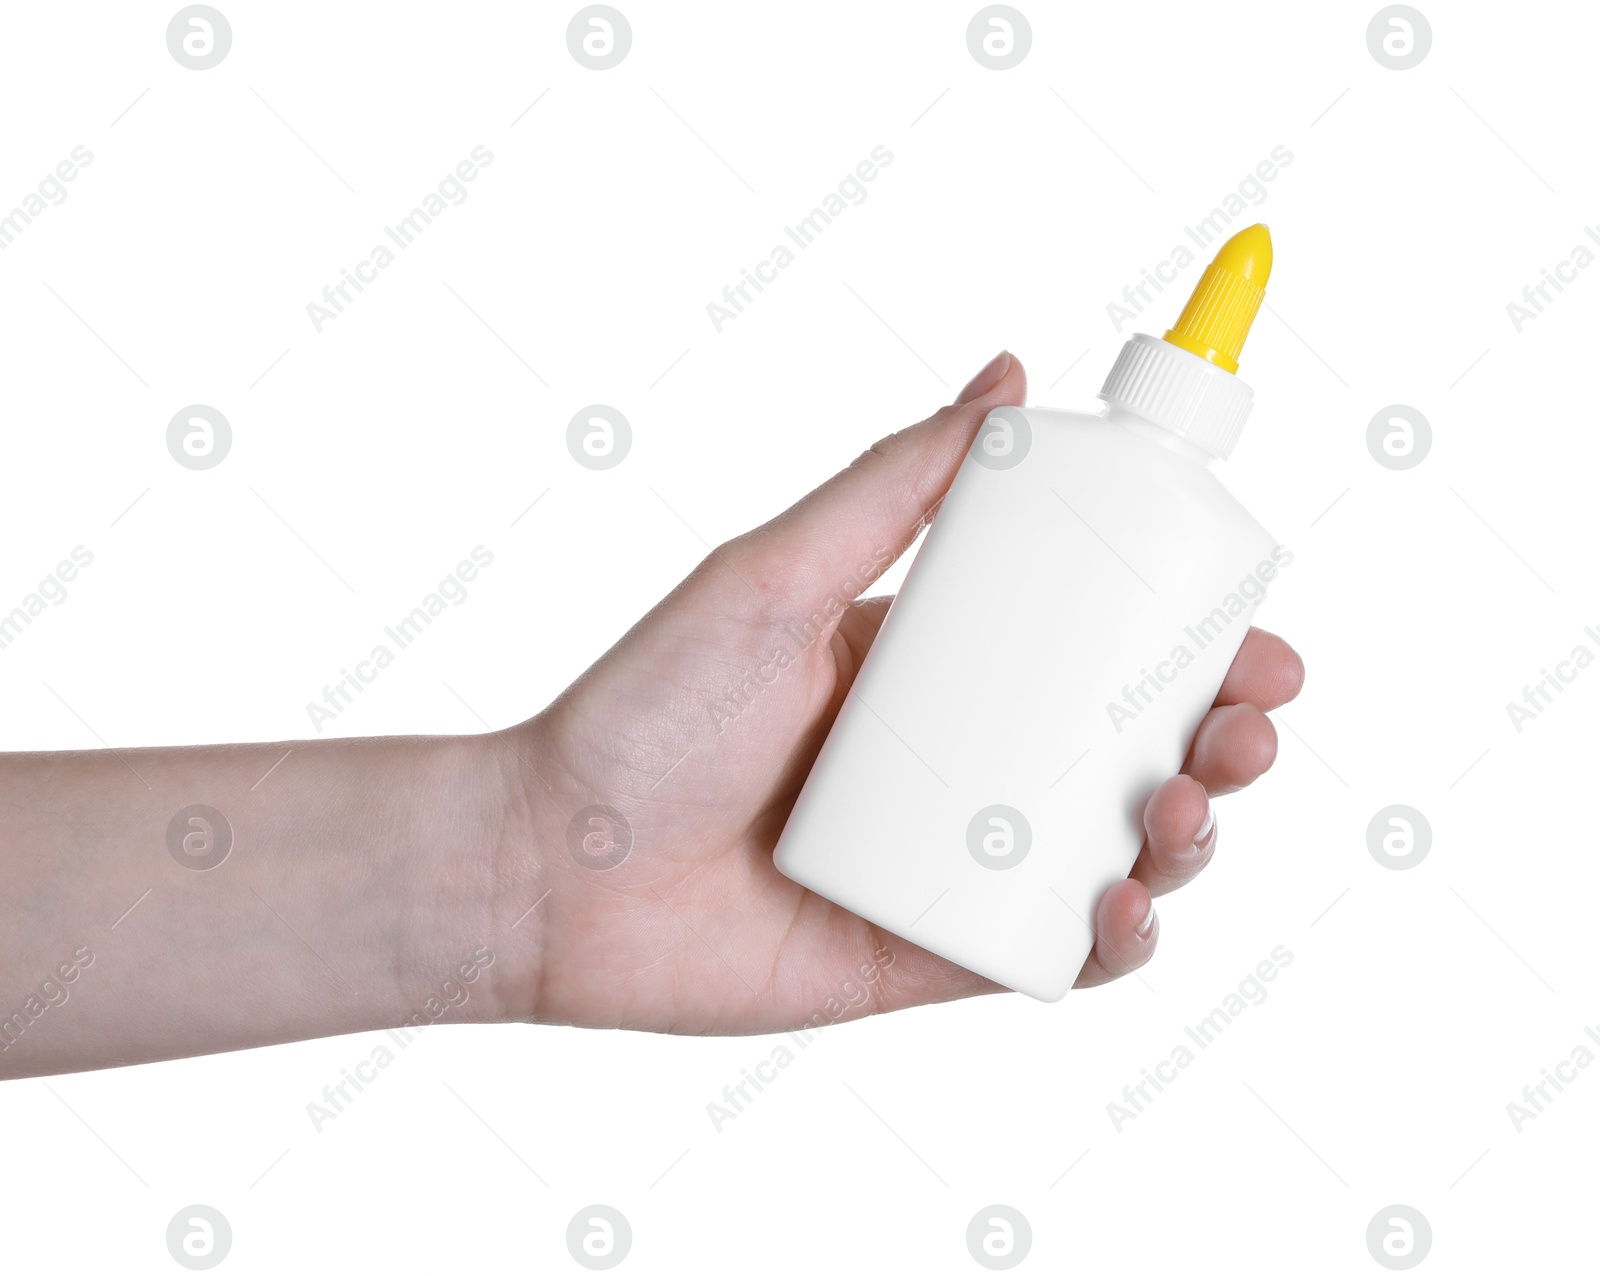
[773, 224, 1287, 1000]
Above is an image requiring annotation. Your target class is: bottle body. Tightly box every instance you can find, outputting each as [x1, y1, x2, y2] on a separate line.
[772, 403, 1283, 1000]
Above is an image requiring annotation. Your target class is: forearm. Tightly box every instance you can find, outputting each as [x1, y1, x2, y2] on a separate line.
[0, 730, 528, 1079]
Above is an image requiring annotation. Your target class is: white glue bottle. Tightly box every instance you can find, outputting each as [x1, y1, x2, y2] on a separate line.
[774, 224, 1287, 1000]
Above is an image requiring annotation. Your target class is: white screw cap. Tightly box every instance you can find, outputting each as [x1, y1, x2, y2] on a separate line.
[1097, 333, 1254, 460]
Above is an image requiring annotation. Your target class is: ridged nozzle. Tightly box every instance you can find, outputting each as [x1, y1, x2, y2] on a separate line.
[1162, 223, 1272, 375]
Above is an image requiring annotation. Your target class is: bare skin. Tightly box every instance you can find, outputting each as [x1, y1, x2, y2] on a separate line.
[0, 351, 1302, 1079]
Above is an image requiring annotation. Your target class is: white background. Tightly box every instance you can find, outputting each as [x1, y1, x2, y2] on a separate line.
[0, 0, 1594, 1270]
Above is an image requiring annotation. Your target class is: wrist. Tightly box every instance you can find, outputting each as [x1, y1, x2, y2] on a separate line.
[275, 731, 522, 1038]
[458, 720, 551, 1028]
[306, 729, 539, 1036]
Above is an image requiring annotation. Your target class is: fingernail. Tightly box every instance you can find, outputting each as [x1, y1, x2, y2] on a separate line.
[1135, 900, 1157, 940]
[957, 350, 1011, 404]
[1193, 805, 1217, 854]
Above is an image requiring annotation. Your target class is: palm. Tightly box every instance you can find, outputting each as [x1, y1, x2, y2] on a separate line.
[527, 562, 989, 1034]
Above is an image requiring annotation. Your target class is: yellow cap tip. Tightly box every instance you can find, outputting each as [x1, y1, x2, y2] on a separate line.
[1212, 223, 1272, 287]
[1162, 223, 1273, 374]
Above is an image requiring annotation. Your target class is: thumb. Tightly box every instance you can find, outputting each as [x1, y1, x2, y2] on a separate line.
[734, 351, 1027, 605]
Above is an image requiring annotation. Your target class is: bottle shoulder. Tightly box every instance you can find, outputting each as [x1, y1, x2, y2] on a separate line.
[964, 404, 1276, 547]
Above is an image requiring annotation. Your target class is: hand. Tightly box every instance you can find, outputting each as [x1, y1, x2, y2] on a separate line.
[497, 352, 1305, 1034]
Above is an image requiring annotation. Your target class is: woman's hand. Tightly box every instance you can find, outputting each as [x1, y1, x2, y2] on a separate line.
[495, 352, 1305, 1034]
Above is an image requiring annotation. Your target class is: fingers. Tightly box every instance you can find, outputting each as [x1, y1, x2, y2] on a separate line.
[1084, 643, 1287, 978]
[1182, 702, 1277, 796]
[721, 352, 1028, 608]
[954, 351, 1017, 404]
[1074, 877, 1157, 988]
[1215, 627, 1304, 711]
[1085, 698, 1274, 987]
[1130, 775, 1216, 898]
[1118, 633, 1294, 902]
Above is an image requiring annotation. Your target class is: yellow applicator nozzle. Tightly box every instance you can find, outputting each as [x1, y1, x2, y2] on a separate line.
[1162, 223, 1272, 375]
